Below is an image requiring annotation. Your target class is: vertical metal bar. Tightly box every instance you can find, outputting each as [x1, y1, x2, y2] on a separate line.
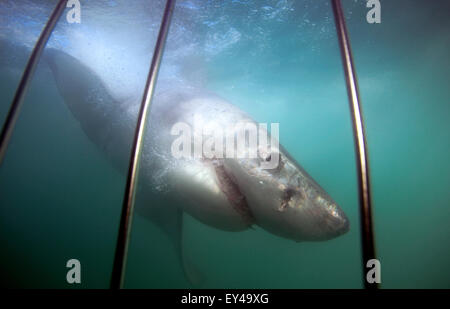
[0, 0, 67, 165]
[110, 0, 176, 289]
[331, 0, 378, 289]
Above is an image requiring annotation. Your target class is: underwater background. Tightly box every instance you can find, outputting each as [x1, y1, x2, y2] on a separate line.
[0, 0, 449, 288]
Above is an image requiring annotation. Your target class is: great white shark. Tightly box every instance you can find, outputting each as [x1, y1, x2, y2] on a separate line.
[45, 48, 349, 284]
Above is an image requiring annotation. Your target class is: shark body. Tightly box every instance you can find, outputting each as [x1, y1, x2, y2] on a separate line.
[45, 48, 349, 284]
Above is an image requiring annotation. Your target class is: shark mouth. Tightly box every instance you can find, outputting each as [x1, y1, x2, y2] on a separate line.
[214, 163, 255, 227]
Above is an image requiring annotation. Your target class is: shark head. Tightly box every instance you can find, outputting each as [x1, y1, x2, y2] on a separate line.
[224, 145, 349, 242]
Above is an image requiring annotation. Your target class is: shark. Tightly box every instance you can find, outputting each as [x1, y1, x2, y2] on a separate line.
[45, 48, 349, 284]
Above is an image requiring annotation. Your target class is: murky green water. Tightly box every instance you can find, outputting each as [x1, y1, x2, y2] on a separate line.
[0, 0, 448, 288]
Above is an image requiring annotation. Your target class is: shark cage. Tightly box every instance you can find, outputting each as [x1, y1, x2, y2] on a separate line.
[0, 0, 449, 289]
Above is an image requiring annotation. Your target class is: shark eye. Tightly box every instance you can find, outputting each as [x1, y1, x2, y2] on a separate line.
[278, 187, 295, 212]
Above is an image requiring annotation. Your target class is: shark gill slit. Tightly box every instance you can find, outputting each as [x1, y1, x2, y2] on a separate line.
[214, 164, 255, 226]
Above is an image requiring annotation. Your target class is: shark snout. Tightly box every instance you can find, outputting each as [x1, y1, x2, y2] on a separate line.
[325, 203, 350, 239]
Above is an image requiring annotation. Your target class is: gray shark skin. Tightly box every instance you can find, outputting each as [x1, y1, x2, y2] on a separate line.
[45, 48, 349, 284]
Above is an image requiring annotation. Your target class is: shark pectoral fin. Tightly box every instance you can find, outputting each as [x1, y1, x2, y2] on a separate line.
[135, 191, 205, 286]
[180, 212, 205, 287]
[181, 255, 204, 287]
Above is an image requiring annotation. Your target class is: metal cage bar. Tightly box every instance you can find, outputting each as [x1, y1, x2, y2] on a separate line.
[110, 0, 176, 289]
[331, 0, 378, 289]
[0, 0, 67, 165]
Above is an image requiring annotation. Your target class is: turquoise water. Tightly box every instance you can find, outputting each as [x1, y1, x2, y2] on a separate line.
[0, 0, 449, 288]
